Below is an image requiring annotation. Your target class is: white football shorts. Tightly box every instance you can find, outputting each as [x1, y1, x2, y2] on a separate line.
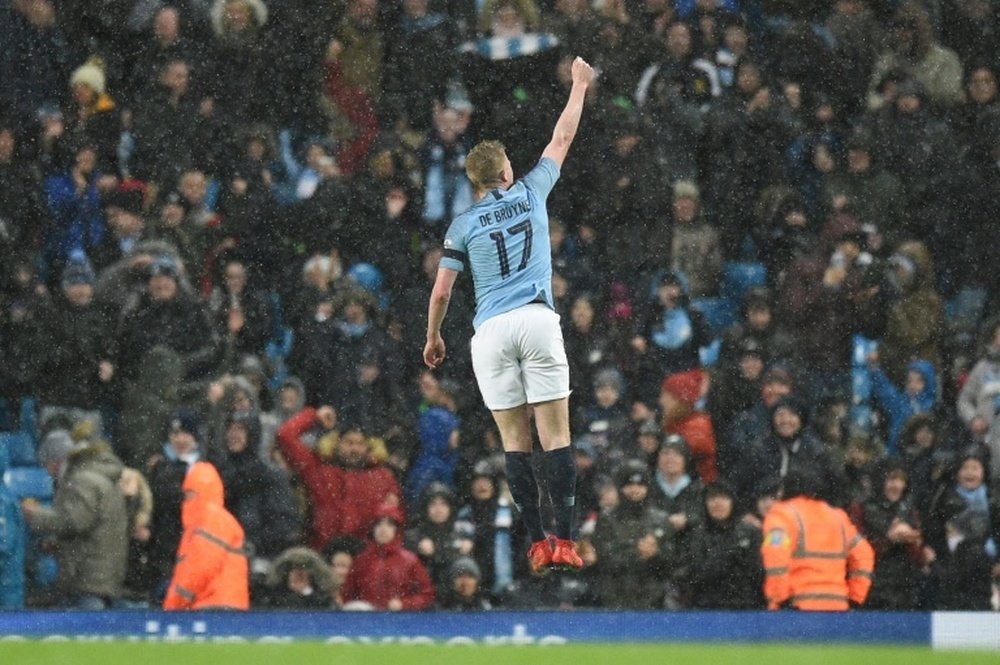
[470, 303, 570, 410]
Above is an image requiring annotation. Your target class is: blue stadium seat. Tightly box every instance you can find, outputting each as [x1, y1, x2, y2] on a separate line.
[691, 297, 737, 333]
[3, 467, 54, 501]
[0, 431, 37, 466]
[721, 262, 767, 303]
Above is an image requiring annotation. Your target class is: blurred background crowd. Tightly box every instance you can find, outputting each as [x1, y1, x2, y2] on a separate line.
[1, 0, 999, 612]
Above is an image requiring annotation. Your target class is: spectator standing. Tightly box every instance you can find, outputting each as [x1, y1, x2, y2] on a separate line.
[647, 434, 704, 548]
[721, 364, 793, 489]
[217, 412, 298, 564]
[738, 396, 842, 507]
[163, 461, 249, 610]
[453, 460, 524, 595]
[761, 468, 874, 611]
[32, 257, 113, 438]
[778, 214, 881, 404]
[206, 0, 270, 123]
[382, 0, 456, 132]
[668, 180, 721, 298]
[957, 319, 1000, 464]
[404, 482, 469, 593]
[867, 3, 963, 112]
[146, 410, 204, 597]
[42, 143, 106, 281]
[631, 273, 712, 405]
[22, 431, 129, 609]
[207, 258, 273, 366]
[276, 406, 402, 549]
[659, 369, 717, 483]
[849, 460, 925, 610]
[684, 481, 764, 608]
[591, 460, 675, 609]
[115, 255, 219, 465]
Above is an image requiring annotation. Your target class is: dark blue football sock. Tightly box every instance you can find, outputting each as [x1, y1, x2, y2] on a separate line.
[505, 451, 547, 543]
[543, 446, 577, 540]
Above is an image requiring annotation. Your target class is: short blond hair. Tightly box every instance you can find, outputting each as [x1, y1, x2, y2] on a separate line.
[466, 140, 507, 190]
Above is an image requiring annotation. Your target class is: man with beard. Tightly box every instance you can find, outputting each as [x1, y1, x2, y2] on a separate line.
[276, 405, 401, 549]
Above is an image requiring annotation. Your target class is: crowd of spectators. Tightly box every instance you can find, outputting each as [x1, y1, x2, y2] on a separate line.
[1, 0, 999, 612]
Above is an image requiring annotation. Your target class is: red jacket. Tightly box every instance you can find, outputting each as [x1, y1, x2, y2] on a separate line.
[341, 517, 435, 610]
[163, 462, 249, 611]
[323, 61, 378, 175]
[277, 408, 402, 549]
[664, 411, 718, 483]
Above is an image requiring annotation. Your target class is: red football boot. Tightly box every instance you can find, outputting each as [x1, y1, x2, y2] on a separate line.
[549, 537, 584, 572]
[527, 538, 554, 575]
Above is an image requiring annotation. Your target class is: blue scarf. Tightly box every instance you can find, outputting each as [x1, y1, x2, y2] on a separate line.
[956, 484, 989, 513]
[651, 307, 692, 350]
[337, 320, 371, 338]
[655, 472, 691, 499]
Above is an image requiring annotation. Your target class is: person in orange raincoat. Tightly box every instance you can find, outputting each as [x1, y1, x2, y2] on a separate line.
[163, 462, 249, 610]
[762, 468, 874, 611]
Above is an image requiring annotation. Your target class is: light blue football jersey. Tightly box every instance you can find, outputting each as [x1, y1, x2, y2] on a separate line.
[439, 157, 560, 330]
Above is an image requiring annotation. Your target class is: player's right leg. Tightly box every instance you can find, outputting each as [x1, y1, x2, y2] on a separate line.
[490, 406, 554, 574]
[520, 306, 582, 572]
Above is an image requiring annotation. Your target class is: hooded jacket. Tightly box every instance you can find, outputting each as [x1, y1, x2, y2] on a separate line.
[264, 546, 336, 609]
[163, 462, 249, 610]
[762, 495, 874, 610]
[28, 444, 128, 599]
[878, 241, 944, 383]
[779, 214, 880, 371]
[341, 505, 434, 610]
[870, 360, 937, 454]
[218, 412, 299, 559]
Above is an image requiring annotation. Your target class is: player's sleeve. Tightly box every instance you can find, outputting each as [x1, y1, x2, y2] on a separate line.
[440, 217, 467, 273]
[521, 157, 561, 200]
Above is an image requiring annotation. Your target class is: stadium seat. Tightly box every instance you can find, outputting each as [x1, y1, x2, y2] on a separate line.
[691, 297, 737, 333]
[721, 262, 766, 303]
[3, 467, 54, 501]
[0, 431, 37, 467]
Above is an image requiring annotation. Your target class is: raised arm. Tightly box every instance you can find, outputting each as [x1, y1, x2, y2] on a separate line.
[541, 57, 595, 169]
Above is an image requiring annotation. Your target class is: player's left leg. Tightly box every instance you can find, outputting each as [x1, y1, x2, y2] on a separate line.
[490, 405, 553, 573]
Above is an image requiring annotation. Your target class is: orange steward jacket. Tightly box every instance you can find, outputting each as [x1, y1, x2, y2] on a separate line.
[761, 496, 874, 610]
[163, 462, 249, 610]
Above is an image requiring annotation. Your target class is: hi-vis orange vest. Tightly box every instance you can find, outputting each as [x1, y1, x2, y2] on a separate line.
[761, 496, 874, 610]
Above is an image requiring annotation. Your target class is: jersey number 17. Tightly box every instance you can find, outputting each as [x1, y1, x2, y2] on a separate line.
[489, 220, 532, 279]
